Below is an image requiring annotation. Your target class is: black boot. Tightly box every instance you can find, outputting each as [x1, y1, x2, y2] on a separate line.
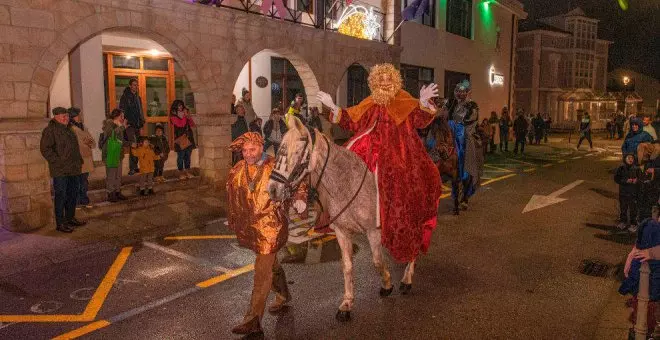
[108, 192, 118, 203]
[139, 189, 146, 196]
[147, 188, 154, 195]
[116, 192, 128, 200]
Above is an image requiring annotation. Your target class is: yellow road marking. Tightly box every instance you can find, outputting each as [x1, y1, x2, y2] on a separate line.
[0, 315, 88, 323]
[164, 235, 237, 240]
[558, 159, 566, 163]
[0, 247, 132, 323]
[52, 320, 111, 340]
[482, 174, 517, 185]
[440, 193, 451, 199]
[81, 247, 132, 320]
[484, 164, 513, 173]
[523, 168, 536, 173]
[196, 264, 255, 288]
[505, 157, 536, 166]
[542, 164, 553, 168]
[311, 235, 337, 246]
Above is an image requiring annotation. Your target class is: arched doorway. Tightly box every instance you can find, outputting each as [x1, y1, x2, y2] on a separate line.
[48, 31, 198, 174]
[231, 49, 320, 154]
[332, 63, 370, 144]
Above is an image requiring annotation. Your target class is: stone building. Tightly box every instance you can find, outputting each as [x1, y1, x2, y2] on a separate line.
[515, 8, 614, 129]
[0, 0, 401, 232]
[400, 0, 527, 116]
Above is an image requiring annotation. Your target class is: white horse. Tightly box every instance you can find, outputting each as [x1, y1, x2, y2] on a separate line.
[267, 117, 418, 322]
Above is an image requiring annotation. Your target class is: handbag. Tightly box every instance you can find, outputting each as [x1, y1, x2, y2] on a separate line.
[105, 131, 122, 168]
[174, 133, 191, 150]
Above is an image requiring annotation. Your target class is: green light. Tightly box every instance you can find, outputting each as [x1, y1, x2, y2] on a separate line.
[483, 1, 490, 10]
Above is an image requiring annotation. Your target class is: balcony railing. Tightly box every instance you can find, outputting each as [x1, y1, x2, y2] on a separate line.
[194, 0, 387, 42]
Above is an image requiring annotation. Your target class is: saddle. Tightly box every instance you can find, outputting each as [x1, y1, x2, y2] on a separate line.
[425, 117, 457, 179]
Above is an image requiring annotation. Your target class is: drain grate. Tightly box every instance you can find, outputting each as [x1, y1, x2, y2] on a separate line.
[579, 259, 613, 277]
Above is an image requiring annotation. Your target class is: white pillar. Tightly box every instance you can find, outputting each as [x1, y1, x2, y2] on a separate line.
[70, 35, 105, 161]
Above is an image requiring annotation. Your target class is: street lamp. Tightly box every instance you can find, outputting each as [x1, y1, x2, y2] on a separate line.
[623, 76, 631, 86]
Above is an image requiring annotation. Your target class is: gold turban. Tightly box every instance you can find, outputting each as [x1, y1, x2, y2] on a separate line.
[229, 132, 264, 152]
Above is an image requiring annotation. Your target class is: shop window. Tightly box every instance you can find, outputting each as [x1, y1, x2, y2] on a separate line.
[444, 70, 470, 98]
[401, 64, 434, 98]
[347, 64, 369, 106]
[271, 57, 306, 112]
[401, 0, 435, 27]
[446, 0, 472, 39]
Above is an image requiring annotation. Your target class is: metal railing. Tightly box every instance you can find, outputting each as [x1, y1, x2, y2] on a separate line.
[193, 0, 387, 42]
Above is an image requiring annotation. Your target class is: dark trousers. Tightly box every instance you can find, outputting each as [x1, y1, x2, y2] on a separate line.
[77, 173, 90, 206]
[500, 133, 509, 151]
[514, 137, 525, 154]
[544, 127, 549, 143]
[154, 159, 165, 177]
[577, 131, 593, 149]
[619, 194, 638, 224]
[638, 187, 658, 222]
[534, 129, 543, 144]
[176, 147, 192, 170]
[617, 125, 624, 139]
[53, 175, 79, 226]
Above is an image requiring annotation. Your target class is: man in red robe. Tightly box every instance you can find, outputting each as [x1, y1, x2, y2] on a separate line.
[317, 63, 441, 263]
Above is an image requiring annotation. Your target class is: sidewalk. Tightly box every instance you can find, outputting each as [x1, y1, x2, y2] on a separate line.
[0, 180, 226, 278]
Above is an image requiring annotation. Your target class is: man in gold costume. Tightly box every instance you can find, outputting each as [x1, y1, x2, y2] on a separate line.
[227, 132, 299, 336]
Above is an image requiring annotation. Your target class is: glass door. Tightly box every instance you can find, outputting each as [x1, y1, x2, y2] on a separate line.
[144, 75, 171, 139]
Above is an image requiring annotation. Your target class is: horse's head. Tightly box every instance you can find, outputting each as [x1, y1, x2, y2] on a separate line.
[268, 117, 314, 202]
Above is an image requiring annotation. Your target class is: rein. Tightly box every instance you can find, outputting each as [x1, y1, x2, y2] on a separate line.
[272, 127, 369, 230]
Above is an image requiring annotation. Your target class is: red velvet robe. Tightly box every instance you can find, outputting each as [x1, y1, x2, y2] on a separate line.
[334, 91, 441, 262]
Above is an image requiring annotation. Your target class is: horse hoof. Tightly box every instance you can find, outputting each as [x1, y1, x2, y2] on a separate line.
[379, 286, 393, 297]
[336, 310, 351, 322]
[399, 282, 412, 295]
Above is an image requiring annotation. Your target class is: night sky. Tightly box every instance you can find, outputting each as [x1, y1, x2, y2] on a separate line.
[519, 0, 660, 79]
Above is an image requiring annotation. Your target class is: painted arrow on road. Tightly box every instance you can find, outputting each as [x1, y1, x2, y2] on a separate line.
[523, 180, 584, 213]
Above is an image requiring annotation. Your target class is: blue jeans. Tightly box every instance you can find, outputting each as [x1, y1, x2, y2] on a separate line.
[53, 175, 79, 226]
[77, 173, 90, 205]
[177, 147, 192, 170]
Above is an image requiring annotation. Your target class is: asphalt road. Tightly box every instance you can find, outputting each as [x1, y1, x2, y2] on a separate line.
[0, 146, 632, 339]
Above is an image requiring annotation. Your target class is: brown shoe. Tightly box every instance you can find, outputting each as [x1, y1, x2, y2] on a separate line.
[230, 316, 262, 335]
[268, 294, 291, 313]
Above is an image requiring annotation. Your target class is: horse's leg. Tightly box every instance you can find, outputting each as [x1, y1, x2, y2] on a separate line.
[399, 259, 416, 295]
[366, 228, 393, 297]
[334, 227, 354, 322]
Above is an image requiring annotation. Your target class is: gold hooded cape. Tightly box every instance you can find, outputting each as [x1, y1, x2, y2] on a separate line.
[226, 155, 288, 254]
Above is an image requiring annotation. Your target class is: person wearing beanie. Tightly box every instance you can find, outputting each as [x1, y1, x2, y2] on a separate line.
[40, 107, 85, 233]
[68, 107, 95, 209]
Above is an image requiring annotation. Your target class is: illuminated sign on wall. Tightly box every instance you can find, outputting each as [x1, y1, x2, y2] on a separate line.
[334, 5, 381, 41]
[489, 66, 504, 86]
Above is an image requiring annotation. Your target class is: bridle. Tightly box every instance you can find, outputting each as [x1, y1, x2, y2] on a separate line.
[270, 126, 368, 228]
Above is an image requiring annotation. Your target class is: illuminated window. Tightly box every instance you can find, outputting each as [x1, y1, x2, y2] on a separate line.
[447, 0, 472, 39]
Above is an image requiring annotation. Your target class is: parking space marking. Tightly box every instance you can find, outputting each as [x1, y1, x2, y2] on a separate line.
[0, 247, 132, 323]
[571, 156, 583, 160]
[143, 242, 230, 273]
[542, 164, 553, 168]
[52, 320, 111, 339]
[482, 174, 517, 186]
[504, 157, 536, 166]
[163, 235, 237, 240]
[196, 264, 255, 288]
[558, 159, 566, 163]
[523, 168, 536, 173]
[484, 164, 514, 173]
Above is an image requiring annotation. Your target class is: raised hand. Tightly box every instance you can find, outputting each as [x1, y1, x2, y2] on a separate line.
[419, 83, 439, 108]
[316, 91, 337, 112]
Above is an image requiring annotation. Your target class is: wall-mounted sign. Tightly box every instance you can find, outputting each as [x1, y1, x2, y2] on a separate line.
[489, 66, 504, 86]
[255, 76, 268, 88]
[333, 5, 381, 41]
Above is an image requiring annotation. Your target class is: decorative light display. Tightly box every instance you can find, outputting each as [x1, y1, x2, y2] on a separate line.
[334, 5, 381, 41]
